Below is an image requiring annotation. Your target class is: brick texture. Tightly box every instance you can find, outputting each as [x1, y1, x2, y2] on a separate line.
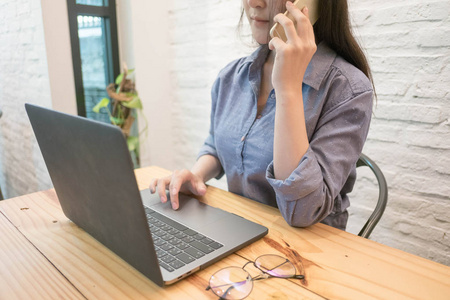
[0, 0, 53, 199]
[347, 0, 450, 266]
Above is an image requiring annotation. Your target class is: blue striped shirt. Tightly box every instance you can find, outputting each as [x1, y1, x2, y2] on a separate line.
[198, 42, 373, 230]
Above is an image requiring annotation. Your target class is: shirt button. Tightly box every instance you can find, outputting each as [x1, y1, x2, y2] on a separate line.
[241, 136, 246, 141]
[257, 114, 262, 119]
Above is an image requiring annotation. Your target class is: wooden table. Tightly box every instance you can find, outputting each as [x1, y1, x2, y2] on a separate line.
[1, 166, 449, 299]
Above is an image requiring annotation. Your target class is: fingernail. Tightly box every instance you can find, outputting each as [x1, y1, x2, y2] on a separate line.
[161, 196, 166, 203]
[172, 203, 178, 210]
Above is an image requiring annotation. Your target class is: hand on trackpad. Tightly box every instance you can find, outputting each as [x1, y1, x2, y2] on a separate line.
[147, 170, 207, 210]
[152, 194, 228, 229]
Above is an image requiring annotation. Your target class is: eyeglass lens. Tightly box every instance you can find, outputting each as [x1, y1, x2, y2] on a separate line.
[208, 255, 298, 299]
[209, 266, 252, 300]
[255, 254, 297, 278]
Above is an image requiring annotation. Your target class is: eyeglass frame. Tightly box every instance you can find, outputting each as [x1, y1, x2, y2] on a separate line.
[206, 254, 305, 299]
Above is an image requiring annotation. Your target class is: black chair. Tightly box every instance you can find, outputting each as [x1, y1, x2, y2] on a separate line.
[356, 153, 388, 238]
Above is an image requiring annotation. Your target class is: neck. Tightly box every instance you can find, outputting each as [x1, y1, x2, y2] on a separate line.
[260, 50, 274, 95]
[266, 49, 275, 66]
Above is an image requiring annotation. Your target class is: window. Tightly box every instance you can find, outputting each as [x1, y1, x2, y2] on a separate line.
[76, 0, 108, 6]
[67, 0, 120, 122]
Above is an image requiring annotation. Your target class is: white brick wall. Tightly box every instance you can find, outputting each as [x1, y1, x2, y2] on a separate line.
[0, 0, 53, 198]
[347, 0, 450, 266]
[168, 0, 450, 265]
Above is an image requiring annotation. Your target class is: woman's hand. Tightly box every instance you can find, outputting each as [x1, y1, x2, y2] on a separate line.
[268, 2, 315, 180]
[149, 169, 207, 210]
[268, 2, 317, 98]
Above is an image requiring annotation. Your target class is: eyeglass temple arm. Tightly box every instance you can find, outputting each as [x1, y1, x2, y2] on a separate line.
[257, 259, 305, 279]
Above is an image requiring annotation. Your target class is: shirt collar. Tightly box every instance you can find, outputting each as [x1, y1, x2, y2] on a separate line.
[303, 42, 337, 90]
[241, 44, 269, 67]
[242, 42, 337, 91]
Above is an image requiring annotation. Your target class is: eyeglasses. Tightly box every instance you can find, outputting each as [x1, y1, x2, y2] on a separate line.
[206, 254, 304, 300]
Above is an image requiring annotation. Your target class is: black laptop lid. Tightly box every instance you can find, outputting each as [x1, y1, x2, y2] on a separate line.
[26, 104, 163, 286]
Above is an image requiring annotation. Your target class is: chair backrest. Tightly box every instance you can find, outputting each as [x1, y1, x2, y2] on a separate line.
[356, 153, 388, 238]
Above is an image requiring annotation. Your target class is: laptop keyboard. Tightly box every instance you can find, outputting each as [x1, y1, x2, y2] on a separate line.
[145, 207, 223, 272]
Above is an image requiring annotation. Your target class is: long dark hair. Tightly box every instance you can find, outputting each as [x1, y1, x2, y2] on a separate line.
[313, 0, 376, 96]
[238, 0, 376, 96]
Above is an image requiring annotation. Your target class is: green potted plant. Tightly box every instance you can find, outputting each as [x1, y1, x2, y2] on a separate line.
[93, 65, 146, 168]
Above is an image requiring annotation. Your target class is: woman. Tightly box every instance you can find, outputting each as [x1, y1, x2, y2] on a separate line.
[149, 0, 374, 231]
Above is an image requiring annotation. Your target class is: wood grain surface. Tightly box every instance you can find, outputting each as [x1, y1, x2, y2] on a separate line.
[0, 210, 84, 300]
[0, 166, 449, 299]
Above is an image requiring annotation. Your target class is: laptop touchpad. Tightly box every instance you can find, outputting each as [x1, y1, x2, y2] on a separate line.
[141, 189, 229, 229]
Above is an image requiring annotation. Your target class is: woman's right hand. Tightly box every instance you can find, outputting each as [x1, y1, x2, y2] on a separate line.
[149, 169, 207, 210]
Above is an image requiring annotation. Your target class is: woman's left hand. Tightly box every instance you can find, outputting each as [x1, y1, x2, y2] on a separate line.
[269, 1, 317, 98]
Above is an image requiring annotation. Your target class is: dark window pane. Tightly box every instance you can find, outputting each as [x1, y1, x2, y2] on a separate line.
[77, 15, 112, 123]
[76, 0, 108, 6]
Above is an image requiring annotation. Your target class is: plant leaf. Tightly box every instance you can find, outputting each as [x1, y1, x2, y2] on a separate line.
[122, 96, 142, 109]
[92, 98, 110, 113]
[109, 116, 124, 125]
[115, 73, 124, 85]
[127, 136, 139, 152]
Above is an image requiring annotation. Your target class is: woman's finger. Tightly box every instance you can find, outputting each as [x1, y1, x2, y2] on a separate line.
[169, 170, 190, 210]
[286, 2, 312, 39]
[157, 177, 170, 203]
[149, 178, 158, 193]
[302, 5, 310, 20]
[268, 36, 284, 51]
[191, 177, 207, 196]
[273, 13, 297, 43]
[301, 7, 316, 42]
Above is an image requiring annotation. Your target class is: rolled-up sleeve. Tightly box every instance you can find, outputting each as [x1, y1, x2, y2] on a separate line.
[197, 77, 225, 179]
[266, 88, 373, 228]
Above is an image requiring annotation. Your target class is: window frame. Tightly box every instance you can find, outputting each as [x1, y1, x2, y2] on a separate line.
[67, 0, 120, 117]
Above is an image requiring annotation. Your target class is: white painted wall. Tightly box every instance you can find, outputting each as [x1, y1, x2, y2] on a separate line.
[41, 0, 77, 115]
[127, 0, 175, 170]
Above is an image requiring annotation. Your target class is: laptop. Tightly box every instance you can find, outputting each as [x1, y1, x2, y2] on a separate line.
[25, 104, 268, 286]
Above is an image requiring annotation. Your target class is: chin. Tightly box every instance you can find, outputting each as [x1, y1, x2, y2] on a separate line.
[251, 25, 270, 45]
